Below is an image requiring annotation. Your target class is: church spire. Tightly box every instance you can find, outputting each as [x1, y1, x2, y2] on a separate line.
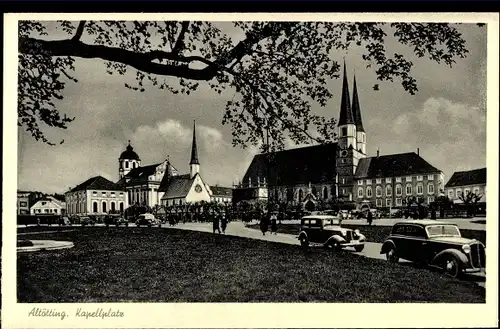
[351, 74, 365, 132]
[190, 120, 200, 165]
[338, 59, 354, 126]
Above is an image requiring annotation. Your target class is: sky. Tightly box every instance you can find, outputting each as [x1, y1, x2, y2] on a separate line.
[16, 21, 487, 194]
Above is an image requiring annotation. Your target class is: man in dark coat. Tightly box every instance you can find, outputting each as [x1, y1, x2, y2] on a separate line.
[212, 211, 221, 234]
[221, 212, 228, 234]
[260, 212, 269, 236]
[367, 211, 373, 226]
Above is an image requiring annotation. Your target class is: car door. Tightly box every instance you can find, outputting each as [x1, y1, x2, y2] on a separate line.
[390, 225, 410, 260]
[403, 224, 426, 262]
[306, 218, 322, 243]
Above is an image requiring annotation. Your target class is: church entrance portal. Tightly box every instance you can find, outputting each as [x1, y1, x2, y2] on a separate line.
[304, 200, 316, 212]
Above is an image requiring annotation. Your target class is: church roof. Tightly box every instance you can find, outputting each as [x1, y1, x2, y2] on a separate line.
[160, 174, 195, 199]
[445, 168, 486, 188]
[211, 186, 233, 197]
[119, 141, 141, 161]
[338, 61, 355, 126]
[190, 120, 200, 165]
[120, 163, 161, 185]
[351, 75, 365, 132]
[355, 152, 441, 179]
[242, 143, 338, 186]
[69, 176, 124, 192]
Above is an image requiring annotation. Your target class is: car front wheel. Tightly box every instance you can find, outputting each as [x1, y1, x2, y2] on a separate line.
[330, 240, 342, 252]
[354, 245, 365, 252]
[299, 237, 309, 251]
[443, 255, 461, 278]
[386, 245, 399, 263]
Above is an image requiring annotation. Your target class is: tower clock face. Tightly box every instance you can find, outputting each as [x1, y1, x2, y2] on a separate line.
[341, 150, 348, 157]
[195, 184, 202, 193]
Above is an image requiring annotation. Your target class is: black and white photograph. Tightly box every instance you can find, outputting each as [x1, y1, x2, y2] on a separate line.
[3, 12, 498, 328]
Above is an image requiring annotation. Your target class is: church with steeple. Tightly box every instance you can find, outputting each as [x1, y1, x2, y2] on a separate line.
[236, 62, 444, 211]
[117, 120, 226, 209]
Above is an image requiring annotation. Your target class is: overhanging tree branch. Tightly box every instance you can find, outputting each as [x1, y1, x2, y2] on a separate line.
[71, 20, 86, 41]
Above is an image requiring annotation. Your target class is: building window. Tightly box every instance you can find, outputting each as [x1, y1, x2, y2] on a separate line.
[396, 177, 402, 183]
[406, 176, 412, 182]
[20, 201, 27, 207]
[341, 178, 345, 184]
[473, 187, 480, 195]
[428, 183, 434, 194]
[386, 185, 392, 196]
[417, 175, 423, 181]
[428, 175, 434, 181]
[366, 186, 372, 198]
[323, 187, 328, 200]
[375, 186, 382, 197]
[395, 184, 402, 196]
[456, 188, 462, 198]
[396, 198, 402, 206]
[119, 202, 124, 212]
[342, 127, 347, 136]
[341, 159, 346, 163]
[179, 199, 183, 205]
[376, 199, 382, 207]
[386, 199, 392, 207]
[111, 202, 116, 212]
[376, 179, 382, 184]
[125, 161, 129, 169]
[357, 187, 364, 198]
[385, 178, 391, 183]
[416, 183, 423, 195]
[366, 179, 372, 185]
[93, 201, 98, 213]
[102, 192, 106, 196]
[448, 190, 454, 199]
[406, 184, 412, 195]
[102, 201, 107, 213]
[357, 180, 363, 185]
[133, 162, 137, 169]
[428, 196, 435, 204]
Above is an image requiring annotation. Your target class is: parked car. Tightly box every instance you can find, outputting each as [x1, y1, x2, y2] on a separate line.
[380, 220, 486, 278]
[135, 213, 158, 227]
[80, 216, 96, 227]
[338, 210, 352, 220]
[104, 214, 129, 227]
[298, 215, 366, 252]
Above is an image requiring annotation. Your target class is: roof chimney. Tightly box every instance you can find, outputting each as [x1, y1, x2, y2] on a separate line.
[417, 148, 420, 156]
[377, 147, 380, 158]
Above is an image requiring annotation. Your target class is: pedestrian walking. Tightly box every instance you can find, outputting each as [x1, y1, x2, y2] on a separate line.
[221, 212, 228, 234]
[260, 212, 269, 236]
[212, 211, 221, 234]
[367, 210, 373, 226]
[271, 212, 278, 235]
[431, 207, 437, 220]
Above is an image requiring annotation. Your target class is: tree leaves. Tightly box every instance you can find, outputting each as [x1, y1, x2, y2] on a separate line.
[18, 20, 476, 149]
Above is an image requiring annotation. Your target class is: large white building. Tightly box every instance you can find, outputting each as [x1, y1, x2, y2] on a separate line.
[30, 196, 66, 215]
[65, 176, 127, 215]
[445, 168, 486, 205]
[116, 120, 232, 208]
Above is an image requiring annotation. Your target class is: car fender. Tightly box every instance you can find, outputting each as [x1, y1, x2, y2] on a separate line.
[380, 240, 396, 254]
[431, 248, 469, 267]
[326, 235, 345, 245]
[357, 233, 366, 241]
[298, 231, 308, 241]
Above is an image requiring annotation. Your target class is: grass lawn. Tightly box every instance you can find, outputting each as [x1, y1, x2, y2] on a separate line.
[247, 224, 486, 245]
[18, 227, 484, 303]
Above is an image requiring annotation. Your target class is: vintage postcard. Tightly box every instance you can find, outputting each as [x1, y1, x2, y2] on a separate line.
[3, 12, 499, 328]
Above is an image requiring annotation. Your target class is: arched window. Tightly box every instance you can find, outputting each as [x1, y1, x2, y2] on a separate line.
[133, 162, 136, 169]
[111, 202, 116, 212]
[395, 184, 402, 196]
[119, 202, 124, 212]
[298, 189, 303, 202]
[357, 187, 364, 198]
[417, 183, 424, 195]
[286, 189, 293, 202]
[406, 184, 413, 195]
[323, 187, 329, 200]
[125, 161, 129, 169]
[376, 186, 383, 197]
[102, 201, 107, 213]
[93, 201, 98, 213]
[366, 186, 372, 198]
[386, 185, 392, 196]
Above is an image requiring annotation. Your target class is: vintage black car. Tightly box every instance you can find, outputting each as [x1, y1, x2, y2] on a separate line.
[298, 215, 366, 252]
[80, 216, 96, 227]
[380, 220, 485, 278]
[104, 214, 129, 227]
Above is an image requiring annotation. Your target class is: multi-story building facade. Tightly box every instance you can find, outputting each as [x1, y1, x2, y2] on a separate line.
[235, 62, 444, 210]
[17, 190, 44, 215]
[65, 176, 127, 215]
[209, 186, 233, 204]
[445, 168, 486, 205]
[30, 196, 66, 215]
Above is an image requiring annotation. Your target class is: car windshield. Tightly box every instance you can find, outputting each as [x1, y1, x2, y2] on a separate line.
[426, 225, 461, 237]
[323, 218, 340, 227]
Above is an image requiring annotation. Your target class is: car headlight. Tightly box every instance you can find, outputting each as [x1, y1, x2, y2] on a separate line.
[462, 244, 471, 254]
[354, 229, 360, 235]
